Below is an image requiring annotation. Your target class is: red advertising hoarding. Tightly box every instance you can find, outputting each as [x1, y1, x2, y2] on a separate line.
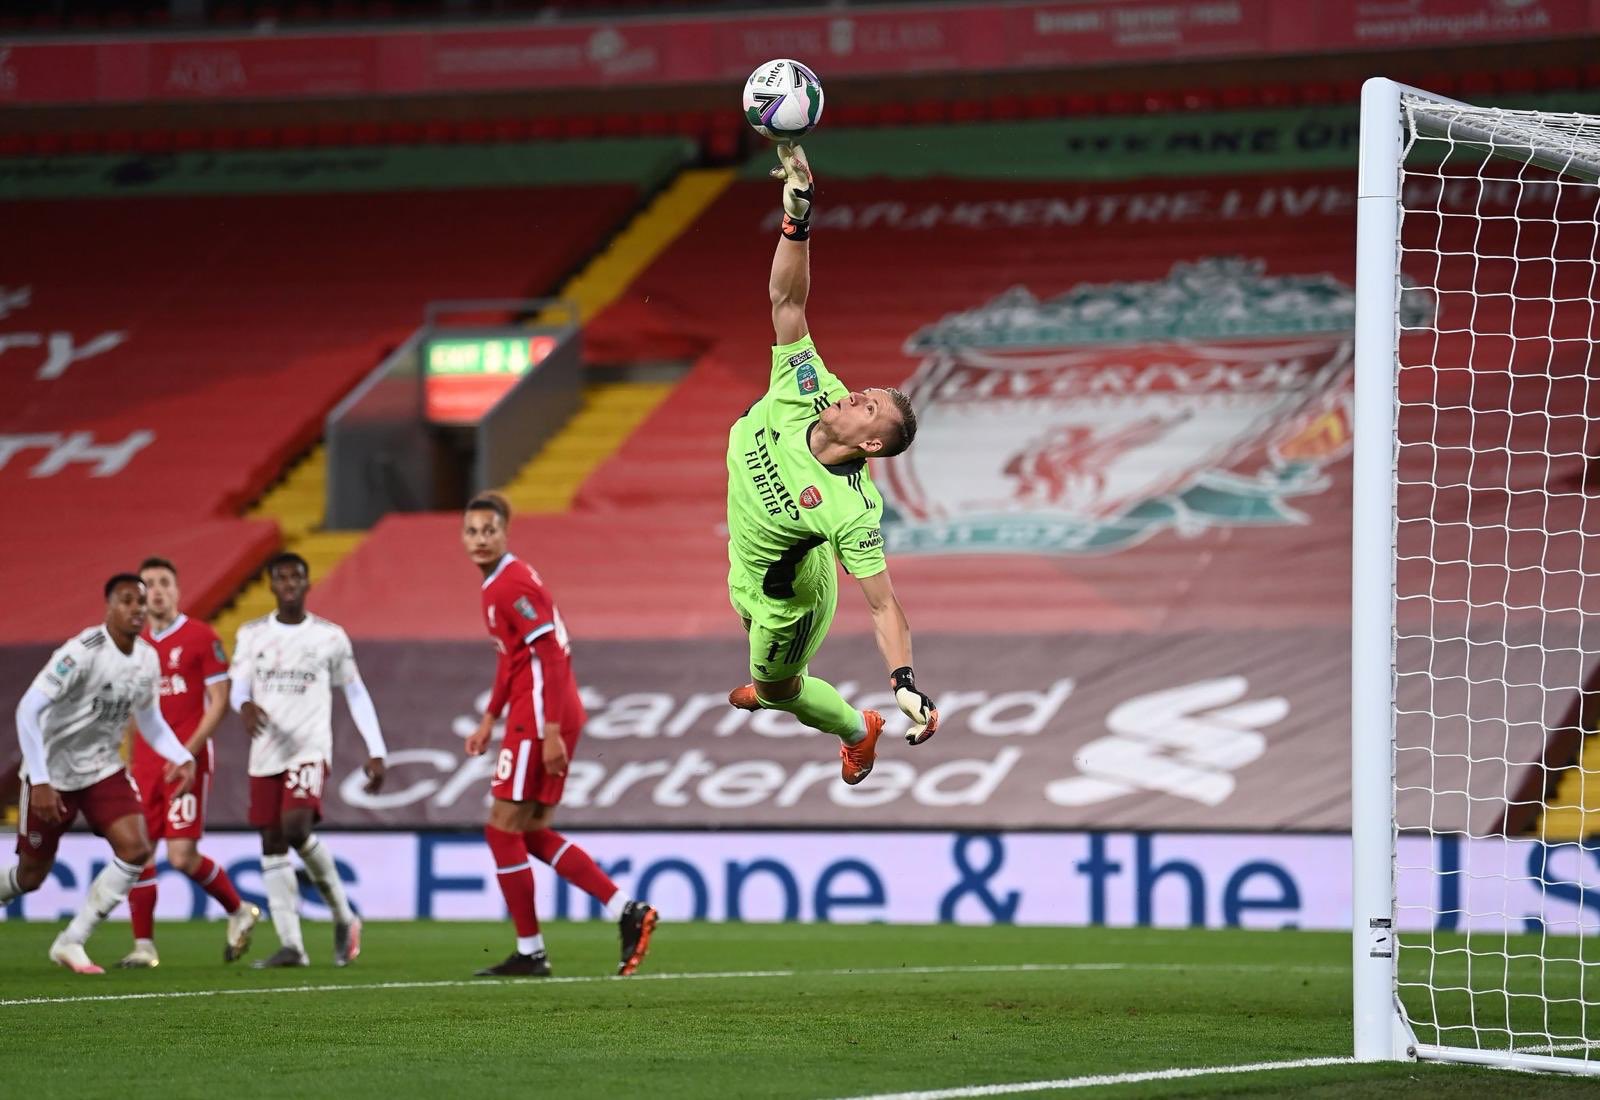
[1, 0, 1593, 107]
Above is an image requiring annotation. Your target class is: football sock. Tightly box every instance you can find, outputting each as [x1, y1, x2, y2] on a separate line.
[486, 826, 540, 938]
[128, 864, 158, 940]
[62, 856, 143, 944]
[517, 934, 546, 956]
[261, 853, 305, 952]
[759, 675, 863, 739]
[187, 855, 243, 914]
[525, 829, 629, 917]
[0, 865, 22, 903]
[297, 836, 355, 924]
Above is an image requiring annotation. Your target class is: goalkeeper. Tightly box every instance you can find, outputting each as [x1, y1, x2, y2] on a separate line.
[724, 143, 938, 785]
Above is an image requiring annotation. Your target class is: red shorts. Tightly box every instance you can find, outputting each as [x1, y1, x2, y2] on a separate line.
[492, 702, 583, 805]
[134, 743, 214, 842]
[248, 761, 327, 829]
[17, 770, 143, 860]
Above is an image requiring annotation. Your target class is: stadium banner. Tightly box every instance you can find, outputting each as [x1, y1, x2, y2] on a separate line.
[0, 633, 1356, 832]
[0, 0, 1590, 105]
[0, 138, 695, 202]
[3, 830, 1596, 933]
[1, 629, 1550, 835]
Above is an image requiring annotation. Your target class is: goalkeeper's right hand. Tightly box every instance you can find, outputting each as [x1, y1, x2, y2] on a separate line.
[891, 666, 939, 745]
[770, 142, 814, 239]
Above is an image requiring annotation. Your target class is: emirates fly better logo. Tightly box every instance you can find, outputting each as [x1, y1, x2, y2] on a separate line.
[880, 257, 1431, 555]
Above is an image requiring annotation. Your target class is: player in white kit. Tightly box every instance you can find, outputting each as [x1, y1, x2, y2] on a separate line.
[230, 552, 388, 968]
[1, 574, 197, 974]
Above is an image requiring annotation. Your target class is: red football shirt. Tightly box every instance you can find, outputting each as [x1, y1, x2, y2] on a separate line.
[132, 613, 229, 771]
[480, 554, 575, 732]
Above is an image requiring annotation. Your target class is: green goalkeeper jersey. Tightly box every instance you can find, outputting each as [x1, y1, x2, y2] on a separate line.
[725, 333, 887, 606]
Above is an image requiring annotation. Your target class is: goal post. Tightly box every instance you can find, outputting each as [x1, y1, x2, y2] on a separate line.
[1353, 76, 1600, 1074]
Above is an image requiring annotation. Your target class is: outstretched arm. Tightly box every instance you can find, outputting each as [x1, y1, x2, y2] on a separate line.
[857, 569, 912, 673]
[770, 143, 814, 346]
[857, 569, 940, 745]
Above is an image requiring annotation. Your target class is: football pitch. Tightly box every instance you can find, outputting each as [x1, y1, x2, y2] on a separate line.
[1, 921, 1595, 1098]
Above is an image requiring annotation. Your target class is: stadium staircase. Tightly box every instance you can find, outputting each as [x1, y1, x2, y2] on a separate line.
[210, 444, 364, 642]
[0, 138, 691, 643]
[506, 167, 732, 512]
[1538, 759, 1598, 841]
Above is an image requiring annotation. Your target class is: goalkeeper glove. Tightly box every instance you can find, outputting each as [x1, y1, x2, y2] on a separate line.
[891, 666, 939, 745]
[770, 142, 814, 241]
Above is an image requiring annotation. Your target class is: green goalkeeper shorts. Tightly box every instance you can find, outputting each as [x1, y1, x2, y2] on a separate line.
[730, 553, 838, 683]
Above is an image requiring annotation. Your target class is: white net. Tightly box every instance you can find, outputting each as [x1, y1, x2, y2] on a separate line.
[1392, 95, 1600, 1069]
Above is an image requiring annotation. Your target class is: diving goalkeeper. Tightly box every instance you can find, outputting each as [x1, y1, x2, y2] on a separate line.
[724, 143, 939, 785]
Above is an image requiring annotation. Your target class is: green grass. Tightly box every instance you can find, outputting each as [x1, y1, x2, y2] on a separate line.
[1, 921, 1597, 1097]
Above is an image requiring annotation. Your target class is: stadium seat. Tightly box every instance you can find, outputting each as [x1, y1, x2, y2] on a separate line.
[1061, 92, 1100, 116]
[3, 173, 658, 641]
[672, 110, 712, 139]
[1258, 82, 1296, 108]
[1140, 89, 1180, 113]
[561, 115, 600, 139]
[988, 94, 1024, 121]
[135, 130, 175, 154]
[875, 102, 912, 127]
[1499, 69, 1538, 95]
[1102, 91, 1141, 115]
[490, 117, 532, 142]
[1021, 93, 1058, 119]
[836, 104, 876, 128]
[949, 99, 987, 124]
[1217, 86, 1258, 110]
[384, 120, 425, 145]
[312, 122, 353, 147]
[1540, 66, 1581, 93]
[639, 112, 673, 137]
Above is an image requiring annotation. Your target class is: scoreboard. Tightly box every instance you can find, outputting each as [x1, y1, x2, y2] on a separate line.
[423, 333, 557, 423]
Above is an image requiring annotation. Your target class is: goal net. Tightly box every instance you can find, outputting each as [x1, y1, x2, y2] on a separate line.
[1354, 79, 1600, 1073]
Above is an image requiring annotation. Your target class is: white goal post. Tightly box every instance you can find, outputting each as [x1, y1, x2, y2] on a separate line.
[1354, 77, 1600, 1073]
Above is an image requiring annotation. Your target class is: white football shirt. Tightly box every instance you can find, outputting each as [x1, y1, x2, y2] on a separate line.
[231, 614, 358, 777]
[27, 625, 159, 792]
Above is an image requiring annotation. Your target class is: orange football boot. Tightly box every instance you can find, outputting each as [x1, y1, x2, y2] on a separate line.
[840, 710, 885, 785]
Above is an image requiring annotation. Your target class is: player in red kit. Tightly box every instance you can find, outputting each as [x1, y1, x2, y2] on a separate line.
[461, 493, 657, 977]
[120, 558, 260, 967]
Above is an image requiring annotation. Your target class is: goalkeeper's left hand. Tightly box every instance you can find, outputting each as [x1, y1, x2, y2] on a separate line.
[891, 666, 939, 745]
[770, 142, 814, 239]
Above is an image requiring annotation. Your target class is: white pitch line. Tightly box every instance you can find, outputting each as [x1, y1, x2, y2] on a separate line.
[821, 1057, 1357, 1100]
[0, 960, 1343, 1009]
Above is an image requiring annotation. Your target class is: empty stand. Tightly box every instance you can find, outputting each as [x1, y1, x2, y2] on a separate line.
[1, 183, 643, 642]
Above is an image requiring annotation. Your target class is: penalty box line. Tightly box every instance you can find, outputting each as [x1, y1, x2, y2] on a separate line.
[823, 1057, 1358, 1100]
[0, 960, 1343, 1008]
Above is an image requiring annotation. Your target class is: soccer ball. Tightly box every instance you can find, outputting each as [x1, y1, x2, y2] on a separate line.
[742, 58, 825, 141]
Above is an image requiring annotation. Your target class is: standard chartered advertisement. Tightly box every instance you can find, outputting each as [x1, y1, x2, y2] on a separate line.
[159, 633, 1355, 831]
[5, 831, 1599, 933]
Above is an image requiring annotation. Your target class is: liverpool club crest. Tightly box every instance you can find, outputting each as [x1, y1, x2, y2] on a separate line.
[881, 257, 1429, 555]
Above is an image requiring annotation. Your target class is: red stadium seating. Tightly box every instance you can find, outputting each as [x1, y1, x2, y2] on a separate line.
[0, 183, 644, 642]
[571, 164, 1600, 648]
